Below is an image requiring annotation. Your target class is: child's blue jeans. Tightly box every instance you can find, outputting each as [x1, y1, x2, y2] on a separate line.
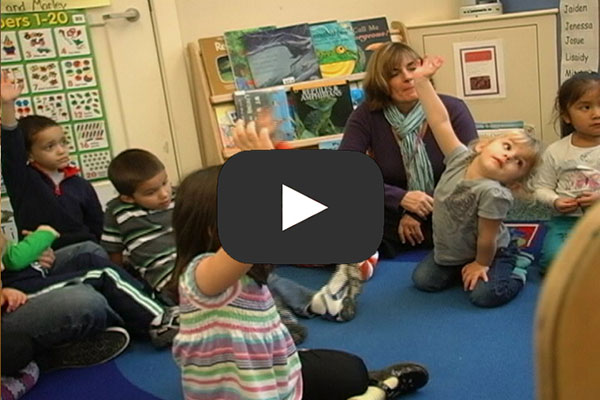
[412, 242, 524, 308]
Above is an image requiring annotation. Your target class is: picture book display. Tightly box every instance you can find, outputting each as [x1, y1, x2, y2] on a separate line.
[233, 86, 295, 142]
[224, 26, 274, 90]
[309, 21, 359, 78]
[244, 24, 321, 88]
[351, 17, 390, 73]
[0, 10, 113, 188]
[290, 80, 353, 140]
[198, 36, 235, 96]
[213, 103, 238, 150]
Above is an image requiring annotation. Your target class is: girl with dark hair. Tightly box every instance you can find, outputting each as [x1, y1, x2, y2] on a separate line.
[171, 164, 428, 400]
[534, 71, 600, 272]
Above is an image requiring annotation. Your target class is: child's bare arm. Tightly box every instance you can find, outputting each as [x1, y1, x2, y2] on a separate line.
[475, 217, 502, 267]
[194, 247, 253, 296]
[461, 217, 502, 290]
[413, 56, 462, 157]
[1, 70, 24, 127]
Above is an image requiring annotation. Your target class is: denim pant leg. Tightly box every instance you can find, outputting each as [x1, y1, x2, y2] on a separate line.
[1, 284, 114, 349]
[412, 251, 462, 292]
[267, 272, 316, 317]
[539, 217, 578, 272]
[470, 245, 524, 308]
[52, 240, 109, 274]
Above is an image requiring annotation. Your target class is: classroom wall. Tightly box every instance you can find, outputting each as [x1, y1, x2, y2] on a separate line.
[174, 0, 464, 44]
[174, 0, 560, 43]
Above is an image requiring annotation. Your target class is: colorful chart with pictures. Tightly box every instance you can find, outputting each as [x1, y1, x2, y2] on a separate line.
[0, 9, 112, 193]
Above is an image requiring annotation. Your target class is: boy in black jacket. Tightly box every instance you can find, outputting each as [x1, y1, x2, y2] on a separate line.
[0, 71, 106, 266]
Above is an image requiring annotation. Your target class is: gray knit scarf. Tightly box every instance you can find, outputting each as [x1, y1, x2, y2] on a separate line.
[383, 102, 434, 193]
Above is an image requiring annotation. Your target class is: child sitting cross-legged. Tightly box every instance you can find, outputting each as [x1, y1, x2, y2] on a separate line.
[171, 165, 429, 400]
[1, 225, 179, 348]
[102, 149, 367, 345]
[410, 56, 542, 307]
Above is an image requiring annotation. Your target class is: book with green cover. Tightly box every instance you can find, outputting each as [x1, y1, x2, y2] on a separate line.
[290, 80, 353, 139]
[224, 26, 275, 90]
[309, 21, 359, 78]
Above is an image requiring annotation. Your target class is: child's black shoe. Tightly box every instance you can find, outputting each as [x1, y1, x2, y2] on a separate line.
[369, 362, 429, 398]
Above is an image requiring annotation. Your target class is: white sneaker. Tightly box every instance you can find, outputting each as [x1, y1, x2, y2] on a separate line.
[310, 264, 363, 322]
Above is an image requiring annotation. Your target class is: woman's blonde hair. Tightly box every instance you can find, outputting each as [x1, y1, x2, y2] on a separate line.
[363, 42, 421, 110]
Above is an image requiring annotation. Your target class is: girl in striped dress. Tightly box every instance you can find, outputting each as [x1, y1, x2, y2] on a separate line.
[171, 164, 428, 400]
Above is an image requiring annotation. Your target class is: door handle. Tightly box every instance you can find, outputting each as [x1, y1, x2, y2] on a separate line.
[102, 8, 140, 22]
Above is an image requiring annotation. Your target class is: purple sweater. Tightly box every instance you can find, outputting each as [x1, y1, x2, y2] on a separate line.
[339, 95, 478, 212]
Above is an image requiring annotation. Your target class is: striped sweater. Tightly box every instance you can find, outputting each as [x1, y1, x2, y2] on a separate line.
[173, 254, 302, 400]
[101, 196, 176, 292]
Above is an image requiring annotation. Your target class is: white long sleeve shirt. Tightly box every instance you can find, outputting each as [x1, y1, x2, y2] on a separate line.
[534, 135, 600, 216]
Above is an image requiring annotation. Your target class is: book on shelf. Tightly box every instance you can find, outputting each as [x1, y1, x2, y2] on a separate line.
[233, 86, 296, 142]
[351, 17, 390, 73]
[349, 81, 365, 109]
[309, 21, 359, 78]
[318, 137, 343, 150]
[198, 36, 235, 96]
[290, 80, 353, 140]
[224, 26, 275, 90]
[213, 103, 238, 150]
[243, 23, 321, 89]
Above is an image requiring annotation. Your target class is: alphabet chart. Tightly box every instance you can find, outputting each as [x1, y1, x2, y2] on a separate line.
[0, 9, 112, 192]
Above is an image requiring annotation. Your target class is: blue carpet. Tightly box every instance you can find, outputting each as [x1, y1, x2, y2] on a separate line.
[24, 248, 543, 400]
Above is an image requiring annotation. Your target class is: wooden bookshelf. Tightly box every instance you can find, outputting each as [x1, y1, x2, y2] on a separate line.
[188, 38, 362, 166]
[209, 73, 365, 105]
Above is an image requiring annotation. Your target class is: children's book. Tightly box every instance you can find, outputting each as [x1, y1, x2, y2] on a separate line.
[351, 17, 390, 73]
[198, 36, 235, 96]
[233, 86, 296, 142]
[224, 26, 275, 90]
[290, 80, 353, 140]
[243, 24, 321, 88]
[309, 21, 359, 78]
[349, 81, 365, 109]
[213, 103, 238, 150]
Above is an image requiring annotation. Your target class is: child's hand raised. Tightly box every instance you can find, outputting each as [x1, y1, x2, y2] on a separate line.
[233, 120, 275, 150]
[0, 70, 24, 104]
[413, 56, 444, 80]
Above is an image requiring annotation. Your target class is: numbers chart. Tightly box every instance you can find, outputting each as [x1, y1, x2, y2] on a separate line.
[0, 10, 112, 192]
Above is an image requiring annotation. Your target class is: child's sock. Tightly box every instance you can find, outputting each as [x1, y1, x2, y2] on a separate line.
[347, 385, 387, 400]
[512, 250, 534, 283]
[1, 361, 40, 400]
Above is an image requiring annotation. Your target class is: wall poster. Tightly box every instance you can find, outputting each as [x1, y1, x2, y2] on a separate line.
[453, 39, 506, 99]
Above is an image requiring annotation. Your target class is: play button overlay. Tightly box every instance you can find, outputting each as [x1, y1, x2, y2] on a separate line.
[218, 150, 383, 264]
[282, 184, 328, 231]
